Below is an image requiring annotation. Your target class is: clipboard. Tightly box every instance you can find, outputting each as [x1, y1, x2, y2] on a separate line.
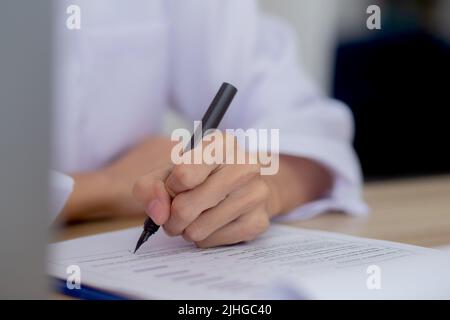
[53, 278, 128, 300]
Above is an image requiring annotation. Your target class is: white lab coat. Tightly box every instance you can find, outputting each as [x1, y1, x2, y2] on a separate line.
[51, 0, 368, 220]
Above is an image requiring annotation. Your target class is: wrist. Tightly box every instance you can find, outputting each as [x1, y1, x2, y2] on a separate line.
[60, 170, 114, 221]
[262, 175, 284, 217]
[262, 155, 333, 218]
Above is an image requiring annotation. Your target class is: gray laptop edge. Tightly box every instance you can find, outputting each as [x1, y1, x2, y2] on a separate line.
[0, 0, 52, 298]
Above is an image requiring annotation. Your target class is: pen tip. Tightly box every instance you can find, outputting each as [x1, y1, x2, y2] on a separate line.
[134, 242, 142, 254]
[134, 227, 154, 254]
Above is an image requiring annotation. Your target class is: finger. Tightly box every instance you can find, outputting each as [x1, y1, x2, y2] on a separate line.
[132, 164, 173, 225]
[165, 161, 219, 197]
[194, 208, 270, 248]
[163, 163, 259, 236]
[182, 178, 270, 242]
[165, 131, 234, 196]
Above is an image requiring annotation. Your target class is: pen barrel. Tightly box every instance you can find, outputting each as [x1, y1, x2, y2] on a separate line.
[187, 82, 237, 151]
[202, 82, 237, 131]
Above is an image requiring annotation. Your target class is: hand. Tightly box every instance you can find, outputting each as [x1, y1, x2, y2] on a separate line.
[100, 136, 176, 218]
[59, 136, 176, 222]
[133, 134, 273, 248]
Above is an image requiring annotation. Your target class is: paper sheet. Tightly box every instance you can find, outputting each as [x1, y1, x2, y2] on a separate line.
[48, 225, 450, 299]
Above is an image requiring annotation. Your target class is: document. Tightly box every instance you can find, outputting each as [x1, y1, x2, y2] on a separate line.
[48, 225, 450, 299]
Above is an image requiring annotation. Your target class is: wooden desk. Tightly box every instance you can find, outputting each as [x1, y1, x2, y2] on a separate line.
[55, 175, 450, 248]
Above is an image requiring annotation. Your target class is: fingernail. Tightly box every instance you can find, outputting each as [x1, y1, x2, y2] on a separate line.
[146, 199, 161, 224]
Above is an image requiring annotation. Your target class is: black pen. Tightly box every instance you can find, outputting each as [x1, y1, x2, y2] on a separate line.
[133, 82, 238, 253]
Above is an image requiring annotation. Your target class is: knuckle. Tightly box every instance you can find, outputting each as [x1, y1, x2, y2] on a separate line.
[245, 214, 269, 241]
[240, 180, 271, 212]
[256, 180, 271, 199]
[251, 180, 271, 204]
[245, 162, 260, 175]
[194, 241, 209, 249]
[171, 195, 192, 224]
[250, 162, 262, 174]
[163, 224, 178, 237]
[233, 166, 259, 188]
[184, 223, 206, 242]
[255, 215, 270, 233]
[243, 232, 257, 242]
[171, 165, 194, 189]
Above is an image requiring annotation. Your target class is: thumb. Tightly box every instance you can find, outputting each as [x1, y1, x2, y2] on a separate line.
[133, 164, 173, 225]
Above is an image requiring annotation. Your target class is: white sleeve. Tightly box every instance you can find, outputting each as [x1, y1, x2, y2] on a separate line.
[49, 171, 74, 223]
[168, 0, 369, 218]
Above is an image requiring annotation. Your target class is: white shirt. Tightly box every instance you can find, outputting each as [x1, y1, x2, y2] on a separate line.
[52, 0, 368, 220]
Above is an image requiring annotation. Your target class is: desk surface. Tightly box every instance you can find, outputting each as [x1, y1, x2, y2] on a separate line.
[55, 175, 450, 248]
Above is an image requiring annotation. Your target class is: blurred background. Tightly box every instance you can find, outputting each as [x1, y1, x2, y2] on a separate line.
[261, 0, 450, 180]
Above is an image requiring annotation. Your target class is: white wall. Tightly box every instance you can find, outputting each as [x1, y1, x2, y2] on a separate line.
[165, 0, 374, 130]
[260, 0, 370, 93]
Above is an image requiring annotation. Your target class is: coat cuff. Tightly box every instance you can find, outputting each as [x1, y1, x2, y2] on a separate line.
[49, 171, 74, 222]
[274, 135, 370, 221]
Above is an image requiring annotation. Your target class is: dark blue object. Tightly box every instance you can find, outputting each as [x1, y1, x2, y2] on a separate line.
[54, 278, 128, 300]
